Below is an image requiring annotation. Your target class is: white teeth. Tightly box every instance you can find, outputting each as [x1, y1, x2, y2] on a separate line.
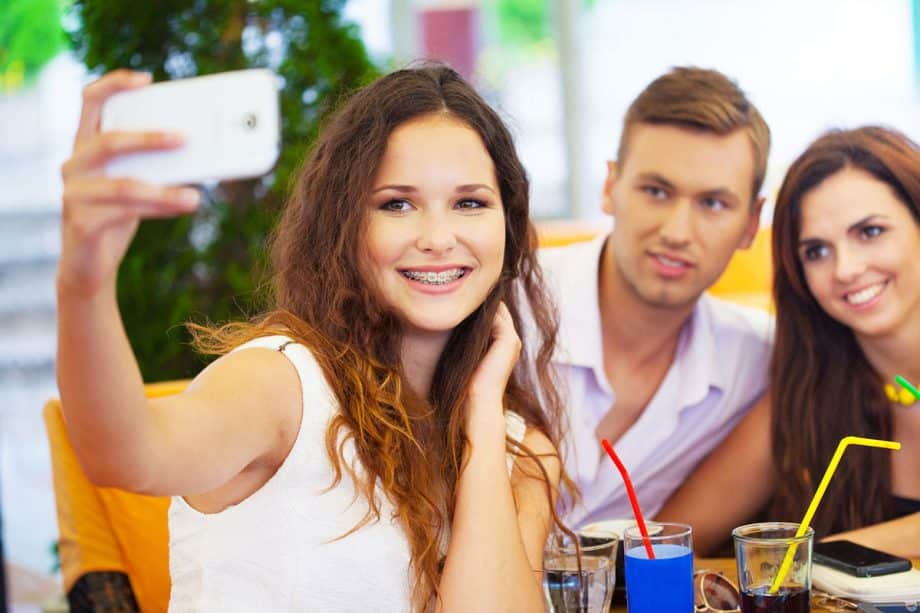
[401, 268, 466, 285]
[845, 282, 885, 305]
[656, 255, 686, 267]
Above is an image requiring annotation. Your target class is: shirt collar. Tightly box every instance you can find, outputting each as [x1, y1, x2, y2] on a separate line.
[552, 235, 731, 406]
[672, 294, 731, 410]
[551, 234, 608, 379]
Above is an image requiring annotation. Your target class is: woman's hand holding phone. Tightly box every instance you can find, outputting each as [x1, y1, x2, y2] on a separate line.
[58, 70, 201, 297]
[465, 302, 522, 443]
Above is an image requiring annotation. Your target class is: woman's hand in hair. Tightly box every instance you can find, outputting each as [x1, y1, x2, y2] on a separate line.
[58, 70, 201, 297]
[465, 301, 522, 440]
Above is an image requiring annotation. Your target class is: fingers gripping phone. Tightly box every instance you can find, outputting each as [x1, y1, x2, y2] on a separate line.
[813, 540, 912, 578]
[100, 69, 280, 186]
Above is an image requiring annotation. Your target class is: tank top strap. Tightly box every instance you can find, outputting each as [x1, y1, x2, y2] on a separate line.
[503, 410, 527, 475]
[230, 334, 313, 370]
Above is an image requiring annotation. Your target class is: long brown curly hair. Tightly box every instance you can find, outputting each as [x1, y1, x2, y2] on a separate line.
[190, 63, 572, 610]
[770, 126, 920, 536]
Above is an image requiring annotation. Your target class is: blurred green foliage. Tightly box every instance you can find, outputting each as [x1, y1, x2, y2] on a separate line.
[489, 0, 596, 49]
[0, 0, 66, 90]
[492, 0, 549, 47]
[66, 1, 379, 381]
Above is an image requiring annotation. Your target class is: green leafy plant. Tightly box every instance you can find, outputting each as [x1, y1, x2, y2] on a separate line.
[0, 0, 66, 91]
[66, 1, 379, 381]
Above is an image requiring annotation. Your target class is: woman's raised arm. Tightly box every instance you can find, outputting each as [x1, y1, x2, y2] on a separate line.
[56, 71, 296, 498]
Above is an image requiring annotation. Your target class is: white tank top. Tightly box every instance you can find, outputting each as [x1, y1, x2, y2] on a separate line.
[168, 335, 527, 612]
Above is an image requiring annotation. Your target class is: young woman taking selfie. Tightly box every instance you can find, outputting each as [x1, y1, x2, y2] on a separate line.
[56, 64, 570, 611]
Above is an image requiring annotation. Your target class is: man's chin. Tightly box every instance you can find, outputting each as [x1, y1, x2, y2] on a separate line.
[636, 285, 703, 311]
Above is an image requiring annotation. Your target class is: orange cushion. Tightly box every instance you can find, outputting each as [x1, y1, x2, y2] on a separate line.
[707, 227, 773, 309]
[45, 380, 188, 612]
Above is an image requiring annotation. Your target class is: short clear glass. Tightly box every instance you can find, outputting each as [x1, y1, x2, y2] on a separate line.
[732, 522, 814, 612]
[543, 529, 617, 613]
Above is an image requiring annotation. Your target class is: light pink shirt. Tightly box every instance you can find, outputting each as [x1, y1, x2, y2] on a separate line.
[538, 235, 773, 528]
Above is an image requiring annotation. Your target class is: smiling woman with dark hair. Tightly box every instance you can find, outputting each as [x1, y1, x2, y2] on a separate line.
[659, 126, 920, 557]
[55, 64, 572, 611]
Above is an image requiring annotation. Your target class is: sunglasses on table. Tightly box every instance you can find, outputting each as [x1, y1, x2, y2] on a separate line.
[693, 570, 860, 612]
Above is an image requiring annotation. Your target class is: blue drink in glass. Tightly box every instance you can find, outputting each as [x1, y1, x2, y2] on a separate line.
[623, 523, 694, 613]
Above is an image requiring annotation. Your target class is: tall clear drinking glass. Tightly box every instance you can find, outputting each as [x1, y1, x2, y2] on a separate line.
[623, 522, 694, 612]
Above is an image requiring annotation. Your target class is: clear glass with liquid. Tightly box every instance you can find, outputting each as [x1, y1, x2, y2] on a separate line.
[543, 531, 617, 613]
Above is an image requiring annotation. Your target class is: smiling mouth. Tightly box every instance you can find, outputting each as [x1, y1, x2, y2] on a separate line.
[844, 280, 887, 306]
[400, 268, 469, 285]
[651, 253, 693, 269]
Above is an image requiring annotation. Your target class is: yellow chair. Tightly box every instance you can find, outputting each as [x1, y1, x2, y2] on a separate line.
[535, 220, 773, 311]
[708, 227, 773, 311]
[45, 381, 187, 612]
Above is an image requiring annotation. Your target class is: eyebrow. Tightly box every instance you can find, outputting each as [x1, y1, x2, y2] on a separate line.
[636, 173, 740, 202]
[371, 183, 496, 195]
[797, 237, 822, 250]
[848, 214, 888, 232]
[636, 173, 675, 190]
[798, 214, 891, 248]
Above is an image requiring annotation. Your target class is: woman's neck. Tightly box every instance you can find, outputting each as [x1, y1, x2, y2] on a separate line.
[400, 329, 452, 399]
[857, 315, 920, 385]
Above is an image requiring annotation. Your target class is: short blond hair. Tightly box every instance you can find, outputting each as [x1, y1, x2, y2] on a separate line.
[617, 66, 771, 201]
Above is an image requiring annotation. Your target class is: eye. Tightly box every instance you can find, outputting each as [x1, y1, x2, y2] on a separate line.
[701, 197, 728, 211]
[802, 244, 829, 262]
[455, 198, 487, 210]
[641, 185, 668, 200]
[859, 225, 884, 240]
[380, 199, 413, 212]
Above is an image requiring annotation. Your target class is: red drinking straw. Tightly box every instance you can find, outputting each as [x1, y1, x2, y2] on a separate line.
[601, 439, 655, 559]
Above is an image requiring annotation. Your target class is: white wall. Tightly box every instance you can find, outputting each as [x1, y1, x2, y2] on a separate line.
[578, 0, 920, 220]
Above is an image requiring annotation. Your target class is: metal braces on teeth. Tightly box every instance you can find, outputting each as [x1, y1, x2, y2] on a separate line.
[403, 269, 465, 284]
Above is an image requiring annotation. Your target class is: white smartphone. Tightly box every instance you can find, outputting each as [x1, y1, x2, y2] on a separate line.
[100, 69, 280, 186]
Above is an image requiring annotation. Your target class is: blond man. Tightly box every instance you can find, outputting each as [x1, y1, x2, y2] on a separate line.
[541, 67, 774, 526]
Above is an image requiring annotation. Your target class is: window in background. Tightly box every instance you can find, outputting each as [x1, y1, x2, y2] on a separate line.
[348, 0, 572, 218]
[348, 0, 920, 221]
[0, 0, 80, 576]
[576, 0, 920, 221]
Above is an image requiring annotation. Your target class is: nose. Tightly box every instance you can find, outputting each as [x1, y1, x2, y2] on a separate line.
[833, 244, 867, 283]
[658, 198, 694, 249]
[415, 210, 457, 254]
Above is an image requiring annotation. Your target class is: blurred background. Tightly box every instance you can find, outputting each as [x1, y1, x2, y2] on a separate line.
[1, 0, 919, 602]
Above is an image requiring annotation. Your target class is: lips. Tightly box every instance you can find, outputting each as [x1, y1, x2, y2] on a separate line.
[652, 253, 692, 268]
[843, 280, 888, 306]
[648, 251, 695, 278]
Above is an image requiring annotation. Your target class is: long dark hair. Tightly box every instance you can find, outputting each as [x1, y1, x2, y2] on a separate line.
[191, 63, 572, 610]
[770, 126, 920, 535]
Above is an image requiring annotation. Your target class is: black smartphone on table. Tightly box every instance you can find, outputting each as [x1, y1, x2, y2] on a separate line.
[814, 540, 912, 577]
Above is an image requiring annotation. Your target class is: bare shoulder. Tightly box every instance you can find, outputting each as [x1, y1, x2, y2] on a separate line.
[512, 428, 561, 488]
[125, 340, 308, 496]
[174, 342, 303, 436]
[520, 428, 558, 457]
[190, 342, 299, 397]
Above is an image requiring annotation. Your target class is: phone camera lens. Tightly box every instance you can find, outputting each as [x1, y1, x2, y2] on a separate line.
[242, 113, 258, 130]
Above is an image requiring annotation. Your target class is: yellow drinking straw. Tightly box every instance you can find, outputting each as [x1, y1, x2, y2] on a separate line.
[768, 436, 901, 594]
